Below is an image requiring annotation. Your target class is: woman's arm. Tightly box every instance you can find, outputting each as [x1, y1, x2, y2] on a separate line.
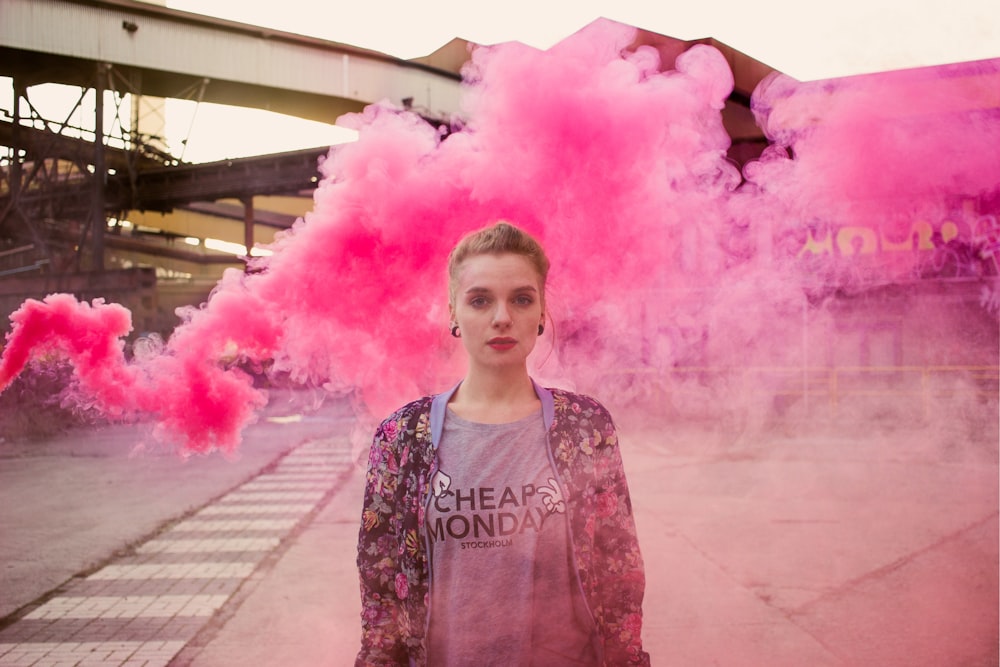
[590, 409, 651, 666]
[356, 416, 409, 666]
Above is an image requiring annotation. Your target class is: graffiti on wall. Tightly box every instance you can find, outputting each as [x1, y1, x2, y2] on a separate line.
[799, 212, 1000, 280]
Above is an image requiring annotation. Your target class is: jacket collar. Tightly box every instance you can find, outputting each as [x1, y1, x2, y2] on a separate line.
[430, 379, 554, 449]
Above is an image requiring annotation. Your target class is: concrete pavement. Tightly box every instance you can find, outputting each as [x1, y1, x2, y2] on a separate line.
[0, 388, 346, 620]
[1, 396, 997, 666]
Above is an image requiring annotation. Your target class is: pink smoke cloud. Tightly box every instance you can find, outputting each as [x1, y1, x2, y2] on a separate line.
[0, 290, 266, 454]
[1, 18, 996, 454]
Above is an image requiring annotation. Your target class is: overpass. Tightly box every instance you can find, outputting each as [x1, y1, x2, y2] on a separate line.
[0, 0, 466, 124]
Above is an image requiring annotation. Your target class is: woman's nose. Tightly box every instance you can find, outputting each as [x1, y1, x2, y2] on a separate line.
[492, 302, 512, 326]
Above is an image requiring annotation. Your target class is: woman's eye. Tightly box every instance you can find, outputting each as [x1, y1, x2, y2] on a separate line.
[514, 295, 534, 306]
[469, 297, 489, 307]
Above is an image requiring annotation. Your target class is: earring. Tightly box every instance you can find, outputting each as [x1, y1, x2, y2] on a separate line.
[450, 325, 461, 338]
[537, 323, 545, 336]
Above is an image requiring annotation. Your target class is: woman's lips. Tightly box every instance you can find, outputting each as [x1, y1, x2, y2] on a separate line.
[487, 337, 517, 350]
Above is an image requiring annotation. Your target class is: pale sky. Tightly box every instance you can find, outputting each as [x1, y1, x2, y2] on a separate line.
[166, 0, 999, 81]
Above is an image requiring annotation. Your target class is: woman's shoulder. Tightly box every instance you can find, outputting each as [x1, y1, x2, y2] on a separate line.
[379, 394, 434, 426]
[545, 388, 620, 453]
[372, 395, 435, 448]
[547, 387, 614, 420]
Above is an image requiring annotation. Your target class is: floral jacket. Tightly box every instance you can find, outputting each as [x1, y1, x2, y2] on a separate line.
[356, 381, 650, 666]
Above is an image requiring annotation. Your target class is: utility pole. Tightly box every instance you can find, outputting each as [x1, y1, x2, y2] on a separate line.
[92, 62, 107, 273]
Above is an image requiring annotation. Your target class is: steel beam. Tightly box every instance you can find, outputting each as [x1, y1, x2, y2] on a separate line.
[0, 0, 463, 125]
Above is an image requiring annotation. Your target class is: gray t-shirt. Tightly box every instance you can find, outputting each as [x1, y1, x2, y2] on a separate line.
[425, 408, 597, 666]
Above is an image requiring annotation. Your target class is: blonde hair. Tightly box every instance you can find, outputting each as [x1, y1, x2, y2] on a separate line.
[447, 221, 550, 307]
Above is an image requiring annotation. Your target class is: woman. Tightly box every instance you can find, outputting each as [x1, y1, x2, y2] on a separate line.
[356, 221, 649, 666]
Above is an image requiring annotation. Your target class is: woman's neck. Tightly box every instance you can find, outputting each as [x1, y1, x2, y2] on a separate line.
[448, 367, 539, 423]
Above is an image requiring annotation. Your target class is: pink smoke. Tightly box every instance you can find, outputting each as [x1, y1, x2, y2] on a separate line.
[0, 289, 266, 454]
[1, 19, 997, 454]
[746, 60, 1000, 285]
[0, 295, 134, 412]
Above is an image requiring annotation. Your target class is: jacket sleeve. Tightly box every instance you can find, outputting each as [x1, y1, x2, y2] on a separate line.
[356, 415, 409, 666]
[589, 407, 651, 666]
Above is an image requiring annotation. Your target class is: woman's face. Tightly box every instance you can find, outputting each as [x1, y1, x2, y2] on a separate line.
[450, 252, 545, 373]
